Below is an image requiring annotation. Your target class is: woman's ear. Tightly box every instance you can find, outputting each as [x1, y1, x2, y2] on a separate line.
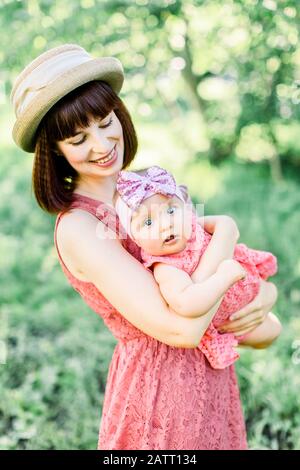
[52, 147, 63, 156]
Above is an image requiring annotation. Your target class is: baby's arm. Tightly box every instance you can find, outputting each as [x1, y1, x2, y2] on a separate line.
[153, 259, 245, 318]
[192, 215, 240, 283]
[237, 312, 282, 349]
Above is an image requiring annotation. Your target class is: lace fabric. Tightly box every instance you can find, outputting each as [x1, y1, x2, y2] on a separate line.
[54, 190, 248, 450]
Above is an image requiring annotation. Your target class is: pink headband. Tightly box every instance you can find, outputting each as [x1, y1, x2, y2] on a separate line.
[115, 166, 185, 238]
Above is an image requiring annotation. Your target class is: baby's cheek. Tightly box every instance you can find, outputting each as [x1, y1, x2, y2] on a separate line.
[142, 238, 157, 252]
[131, 227, 149, 248]
[138, 234, 161, 255]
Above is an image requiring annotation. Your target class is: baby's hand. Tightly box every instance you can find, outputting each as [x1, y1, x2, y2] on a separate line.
[217, 259, 247, 284]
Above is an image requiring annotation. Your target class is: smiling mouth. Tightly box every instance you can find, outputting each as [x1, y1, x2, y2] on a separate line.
[89, 145, 116, 164]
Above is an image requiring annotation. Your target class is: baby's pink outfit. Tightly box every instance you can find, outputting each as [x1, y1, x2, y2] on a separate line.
[54, 193, 249, 450]
[142, 212, 278, 369]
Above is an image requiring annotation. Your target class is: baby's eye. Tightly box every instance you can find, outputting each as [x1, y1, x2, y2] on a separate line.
[144, 218, 152, 227]
[167, 206, 176, 214]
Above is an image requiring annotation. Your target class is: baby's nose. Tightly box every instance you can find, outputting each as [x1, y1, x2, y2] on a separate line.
[160, 215, 173, 233]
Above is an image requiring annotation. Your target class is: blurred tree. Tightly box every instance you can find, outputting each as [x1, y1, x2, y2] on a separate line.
[1, 0, 299, 179]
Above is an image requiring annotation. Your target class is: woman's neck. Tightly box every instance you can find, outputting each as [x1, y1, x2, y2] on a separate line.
[74, 174, 119, 206]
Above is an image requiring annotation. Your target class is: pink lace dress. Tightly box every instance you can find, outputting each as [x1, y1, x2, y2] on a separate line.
[142, 213, 277, 370]
[54, 193, 248, 450]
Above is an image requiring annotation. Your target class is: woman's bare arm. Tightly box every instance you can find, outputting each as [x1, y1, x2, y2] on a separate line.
[57, 210, 222, 348]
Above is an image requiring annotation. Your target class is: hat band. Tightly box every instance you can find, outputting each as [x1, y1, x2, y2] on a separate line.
[13, 49, 93, 117]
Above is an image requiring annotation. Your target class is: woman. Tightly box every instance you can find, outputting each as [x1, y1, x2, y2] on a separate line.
[11, 44, 278, 450]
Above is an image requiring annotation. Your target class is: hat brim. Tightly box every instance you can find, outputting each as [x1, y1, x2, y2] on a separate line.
[13, 57, 124, 153]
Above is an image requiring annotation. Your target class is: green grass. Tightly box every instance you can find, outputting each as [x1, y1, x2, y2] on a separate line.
[1, 106, 299, 449]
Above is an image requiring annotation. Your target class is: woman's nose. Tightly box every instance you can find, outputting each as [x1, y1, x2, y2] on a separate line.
[91, 129, 112, 155]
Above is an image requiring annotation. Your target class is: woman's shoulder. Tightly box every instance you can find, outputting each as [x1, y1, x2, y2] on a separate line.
[55, 210, 97, 281]
[55, 207, 123, 281]
[56, 207, 117, 244]
[56, 207, 117, 259]
[57, 207, 97, 231]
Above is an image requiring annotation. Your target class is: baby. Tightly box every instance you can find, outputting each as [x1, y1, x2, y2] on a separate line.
[115, 166, 280, 368]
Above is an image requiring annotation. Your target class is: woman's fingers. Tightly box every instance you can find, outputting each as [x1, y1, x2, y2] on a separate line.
[219, 310, 263, 332]
[229, 280, 275, 322]
[219, 280, 278, 335]
[234, 324, 259, 337]
[229, 301, 263, 321]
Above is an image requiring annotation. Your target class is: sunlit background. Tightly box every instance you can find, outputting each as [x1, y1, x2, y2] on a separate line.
[0, 0, 300, 449]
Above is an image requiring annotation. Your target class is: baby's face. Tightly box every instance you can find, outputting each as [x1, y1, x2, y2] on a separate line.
[130, 194, 193, 255]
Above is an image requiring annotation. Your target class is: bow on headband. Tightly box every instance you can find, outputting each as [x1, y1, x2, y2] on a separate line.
[116, 166, 182, 210]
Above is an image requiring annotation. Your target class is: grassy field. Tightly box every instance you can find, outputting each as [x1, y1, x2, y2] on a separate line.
[0, 105, 300, 449]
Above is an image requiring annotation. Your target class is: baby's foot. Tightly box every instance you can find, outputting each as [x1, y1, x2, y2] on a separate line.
[218, 259, 247, 283]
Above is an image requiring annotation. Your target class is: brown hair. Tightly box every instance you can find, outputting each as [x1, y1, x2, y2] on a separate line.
[33, 80, 138, 213]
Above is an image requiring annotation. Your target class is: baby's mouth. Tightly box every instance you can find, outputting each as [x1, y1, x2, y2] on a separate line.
[164, 234, 177, 244]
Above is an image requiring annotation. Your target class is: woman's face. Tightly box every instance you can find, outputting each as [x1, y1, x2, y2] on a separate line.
[56, 110, 124, 178]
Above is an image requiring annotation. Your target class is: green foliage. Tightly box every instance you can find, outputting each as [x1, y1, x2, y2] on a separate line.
[1, 0, 300, 171]
[1, 0, 300, 450]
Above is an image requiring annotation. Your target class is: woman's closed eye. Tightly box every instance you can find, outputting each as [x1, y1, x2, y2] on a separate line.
[71, 118, 113, 146]
[71, 136, 86, 146]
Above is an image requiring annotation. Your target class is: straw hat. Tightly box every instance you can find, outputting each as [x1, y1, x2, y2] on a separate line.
[11, 44, 124, 152]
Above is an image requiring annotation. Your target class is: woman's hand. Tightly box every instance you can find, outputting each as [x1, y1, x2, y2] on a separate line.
[218, 279, 278, 336]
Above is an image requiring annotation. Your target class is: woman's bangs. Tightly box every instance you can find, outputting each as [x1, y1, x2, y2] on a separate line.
[45, 81, 117, 141]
